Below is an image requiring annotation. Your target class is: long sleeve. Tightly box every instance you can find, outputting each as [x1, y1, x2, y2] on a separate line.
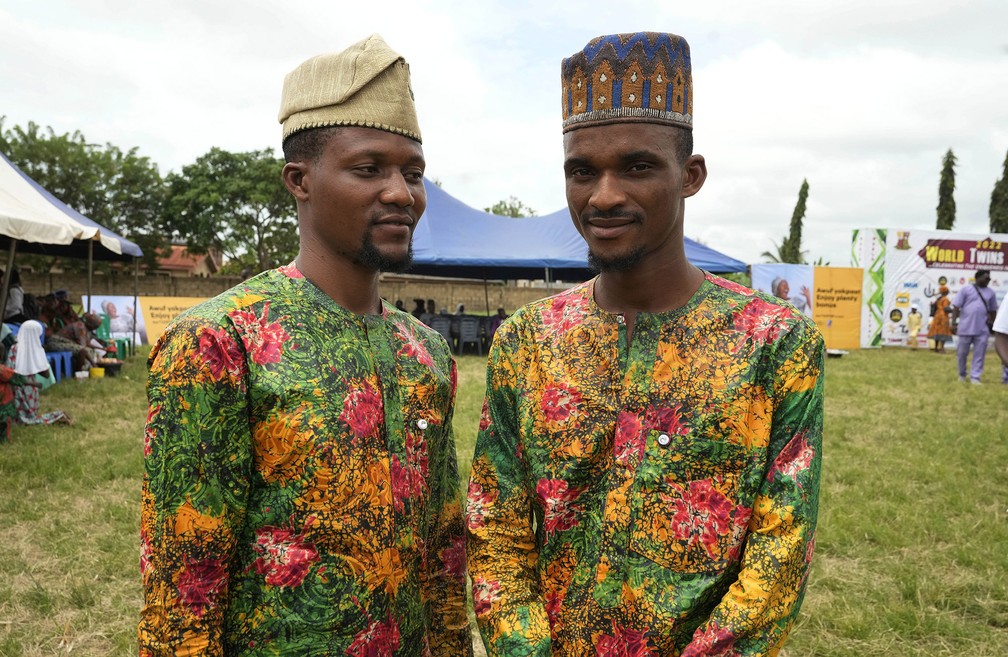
[682, 320, 824, 656]
[425, 360, 475, 656]
[466, 331, 551, 656]
[139, 316, 252, 657]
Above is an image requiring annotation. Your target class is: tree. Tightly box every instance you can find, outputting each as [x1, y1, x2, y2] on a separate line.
[485, 196, 536, 218]
[990, 149, 1008, 234]
[165, 148, 297, 273]
[936, 148, 957, 230]
[761, 179, 809, 263]
[0, 117, 168, 268]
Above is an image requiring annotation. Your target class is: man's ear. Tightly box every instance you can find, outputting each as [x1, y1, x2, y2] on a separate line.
[681, 154, 707, 198]
[282, 161, 310, 201]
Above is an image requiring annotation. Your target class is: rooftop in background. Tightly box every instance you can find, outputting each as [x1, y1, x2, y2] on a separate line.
[155, 245, 220, 277]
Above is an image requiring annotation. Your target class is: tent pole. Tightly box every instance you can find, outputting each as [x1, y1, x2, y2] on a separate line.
[132, 257, 139, 351]
[0, 241, 17, 322]
[483, 275, 490, 316]
[87, 239, 94, 313]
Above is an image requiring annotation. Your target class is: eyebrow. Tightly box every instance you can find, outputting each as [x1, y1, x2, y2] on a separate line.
[564, 149, 662, 169]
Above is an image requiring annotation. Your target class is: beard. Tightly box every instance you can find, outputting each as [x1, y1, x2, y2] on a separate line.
[587, 245, 646, 273]
[352, 227, 414, 273]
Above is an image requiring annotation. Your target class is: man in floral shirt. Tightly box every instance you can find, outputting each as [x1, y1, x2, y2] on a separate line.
[467, 33, 824, 656]
[140, 35, 472, 656]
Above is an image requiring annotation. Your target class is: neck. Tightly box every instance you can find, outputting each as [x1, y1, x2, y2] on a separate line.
[594, 253, 703, 315]
[295, 255, 382, 316]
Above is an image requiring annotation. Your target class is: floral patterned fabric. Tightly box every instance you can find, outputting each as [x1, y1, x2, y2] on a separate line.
[466, 274, 824, 656]
[140, 264, 472, 657]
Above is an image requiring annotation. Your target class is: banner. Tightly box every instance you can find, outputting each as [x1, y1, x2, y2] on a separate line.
[137, 297, 210, 345]
[81, 295, 148, 345]
[875, 229, 1007, 348]
[811, 267, 862, 350]
[751, 263, 814, 317]
[851, 228, 886, 347]
[752, 263, 862, 350]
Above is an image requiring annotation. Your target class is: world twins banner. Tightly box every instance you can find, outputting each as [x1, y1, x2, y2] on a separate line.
[853, 228, 1008, 348]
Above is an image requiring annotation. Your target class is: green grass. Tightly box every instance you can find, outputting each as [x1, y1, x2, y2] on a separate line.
[1, 346, 1006, 655]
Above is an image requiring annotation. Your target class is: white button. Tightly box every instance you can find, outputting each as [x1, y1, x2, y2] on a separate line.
[416, 419, 428, 430]
[657, 433, 671, 446]
[616, 314, 625, 324]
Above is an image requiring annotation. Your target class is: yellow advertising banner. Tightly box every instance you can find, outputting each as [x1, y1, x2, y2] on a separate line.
[137, 297, 210, 344]
[812, 267, 862, 350]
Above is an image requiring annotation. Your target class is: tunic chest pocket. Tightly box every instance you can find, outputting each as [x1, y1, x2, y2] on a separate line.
[629, 430, 754, 574]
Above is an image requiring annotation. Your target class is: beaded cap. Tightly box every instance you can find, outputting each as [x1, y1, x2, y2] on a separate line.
[561, 32, 692, 133]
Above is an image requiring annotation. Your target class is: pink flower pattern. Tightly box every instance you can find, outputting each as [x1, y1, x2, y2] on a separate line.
[339, 380, 384, 441]
[682, 622, 740, 657]
[251, 522, 320, 588]
[770, 430, 815, 487]
[346, 613, 401, 657]
[541, 383, 583, 423]
[466, 480, 499, 531]
[176, 556, 228, 617]
[536, 478, 586, 536]
[664, 478, 734, 560]
[229, 302, 289, 366]
[471, 576, 501, 617]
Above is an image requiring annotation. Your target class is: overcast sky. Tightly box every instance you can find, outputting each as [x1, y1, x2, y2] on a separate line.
[2, 0, 1007, 266]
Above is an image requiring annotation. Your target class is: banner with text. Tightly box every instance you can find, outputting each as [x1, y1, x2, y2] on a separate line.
[137, 297, 210, 345]
[750, 264, 862, 350]
[879, 229, 1007, 348]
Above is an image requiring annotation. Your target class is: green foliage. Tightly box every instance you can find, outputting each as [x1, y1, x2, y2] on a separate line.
[937, 149, 957, 230]
[0, 117, 169, 268]
[762, 179, 810, 263]
[989, 150, 1008, 234]
[485, 196, 536, 218]
[165, 148, 297, 274]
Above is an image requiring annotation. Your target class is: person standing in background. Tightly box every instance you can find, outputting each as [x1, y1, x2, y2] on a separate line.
[951, 269, 998, 383]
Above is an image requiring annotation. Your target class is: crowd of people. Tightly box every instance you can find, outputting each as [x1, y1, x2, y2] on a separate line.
[0, 271, 127, 441]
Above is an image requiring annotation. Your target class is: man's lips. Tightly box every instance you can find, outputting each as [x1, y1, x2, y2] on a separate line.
[584, 213, 638, 238]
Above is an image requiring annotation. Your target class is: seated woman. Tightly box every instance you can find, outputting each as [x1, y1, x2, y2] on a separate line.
[39, 298, 114, 371]
[6, 320, 72, 426]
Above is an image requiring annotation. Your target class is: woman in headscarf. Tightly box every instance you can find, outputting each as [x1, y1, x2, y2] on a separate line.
[5, 320, 71, 425]
[929, 285, 953, 353]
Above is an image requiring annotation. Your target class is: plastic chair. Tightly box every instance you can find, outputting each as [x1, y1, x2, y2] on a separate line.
[45, 351, 73, 382]
[96, 314, 111, 340]
[458, 316, 483, 355]
[428, 315, 455, 353]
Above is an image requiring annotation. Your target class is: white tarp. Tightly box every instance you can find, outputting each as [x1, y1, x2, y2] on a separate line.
[0, 150, 82, 245]
[1, 150, 132, 256]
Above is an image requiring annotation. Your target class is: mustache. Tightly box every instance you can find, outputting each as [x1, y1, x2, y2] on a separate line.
[582, 209, 643, 223]
[370, 210, 418, 225]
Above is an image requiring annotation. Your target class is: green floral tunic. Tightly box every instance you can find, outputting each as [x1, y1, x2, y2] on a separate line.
[466, 274, 824, 656]
[140, 264, 472, 656]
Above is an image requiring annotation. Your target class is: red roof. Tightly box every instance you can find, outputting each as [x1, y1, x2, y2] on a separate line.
[158, 245, 219, 273]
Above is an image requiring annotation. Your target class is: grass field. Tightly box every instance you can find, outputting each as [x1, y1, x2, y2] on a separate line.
[1, 345, 1007, 656]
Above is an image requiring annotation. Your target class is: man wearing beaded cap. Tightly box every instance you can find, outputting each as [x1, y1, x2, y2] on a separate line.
[467, 32, 824, 656]
[140, 34, 472, 656]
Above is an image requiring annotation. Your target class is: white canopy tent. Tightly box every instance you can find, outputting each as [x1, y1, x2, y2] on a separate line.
[0, 150, 143, 321]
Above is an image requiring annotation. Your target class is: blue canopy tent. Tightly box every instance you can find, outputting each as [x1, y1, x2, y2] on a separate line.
[409, 181, 746, 280]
